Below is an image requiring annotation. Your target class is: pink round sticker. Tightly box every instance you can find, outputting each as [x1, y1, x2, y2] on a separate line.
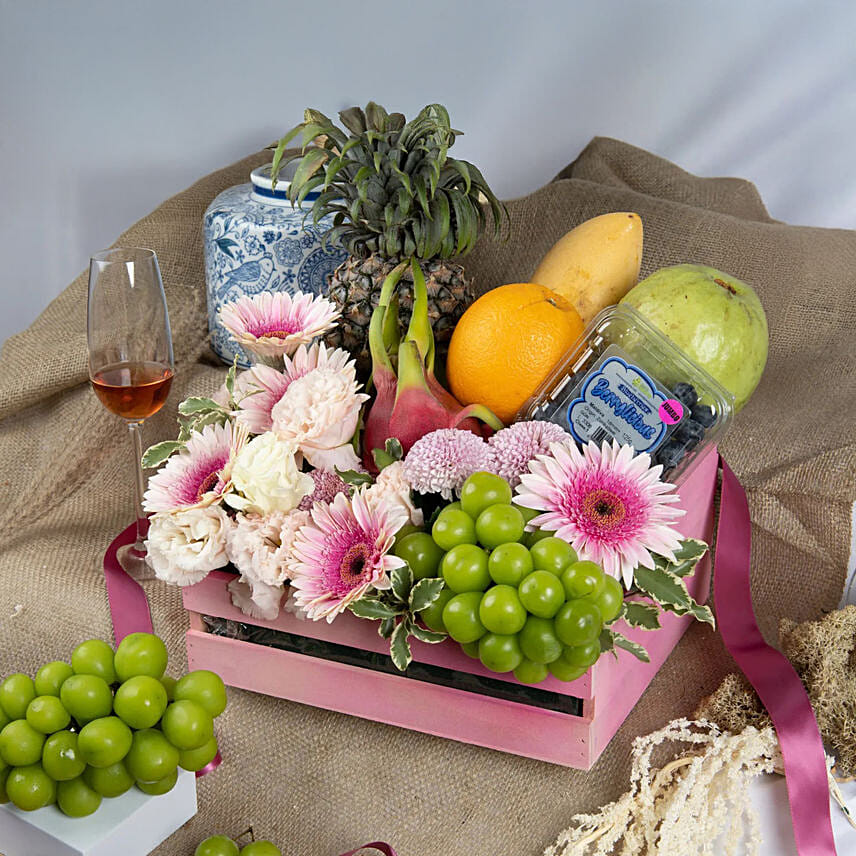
[659, 398, 684, 425]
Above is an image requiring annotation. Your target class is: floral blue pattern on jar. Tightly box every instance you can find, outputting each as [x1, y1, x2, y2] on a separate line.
[203, 164, 348, 366]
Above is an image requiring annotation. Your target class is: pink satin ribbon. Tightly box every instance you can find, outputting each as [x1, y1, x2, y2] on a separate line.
[103, 521, 220, 778]
[103, 521, 154, 640]
[715, 457, 837, 855]
[339, 845, 397, 856]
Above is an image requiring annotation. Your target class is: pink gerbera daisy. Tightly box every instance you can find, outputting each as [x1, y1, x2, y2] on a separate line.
[289, 490, 408, 622]
[235, 343, 354, 434]
[515, 439, 685, 588]
[143, 422, 244, 512]
[219, 291, 340, 364]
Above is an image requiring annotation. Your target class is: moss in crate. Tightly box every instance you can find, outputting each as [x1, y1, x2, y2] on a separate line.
[200, 615, 584, 716]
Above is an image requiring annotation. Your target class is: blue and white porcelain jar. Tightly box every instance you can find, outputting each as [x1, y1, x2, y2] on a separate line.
[203, 164, 348, 366]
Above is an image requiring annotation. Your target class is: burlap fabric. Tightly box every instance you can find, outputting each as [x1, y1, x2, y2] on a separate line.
[0, 138, 853, 855]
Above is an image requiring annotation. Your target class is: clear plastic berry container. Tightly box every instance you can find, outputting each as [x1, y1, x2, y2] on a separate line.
[517, 304, 734, 483]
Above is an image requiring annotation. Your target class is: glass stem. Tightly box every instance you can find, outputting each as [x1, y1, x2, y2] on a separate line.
[127, 420, 147, 553]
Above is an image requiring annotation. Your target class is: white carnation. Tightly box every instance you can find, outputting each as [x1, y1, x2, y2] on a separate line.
[226, 576, 283, 621]
[225, 509, 310, 586]
[363, 461, 424, 526]
[271, 366, 369, 471]
[145, 506, 231, 585]
[225, 432, 313, 515]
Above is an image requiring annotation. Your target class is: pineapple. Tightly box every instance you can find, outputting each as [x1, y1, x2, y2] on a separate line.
[270, 102, 507, 374]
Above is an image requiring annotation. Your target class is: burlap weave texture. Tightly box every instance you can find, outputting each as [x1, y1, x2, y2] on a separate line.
[0, 138, 853, 855]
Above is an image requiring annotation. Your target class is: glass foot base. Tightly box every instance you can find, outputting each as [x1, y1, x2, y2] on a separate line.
[117, 543, 157, 581]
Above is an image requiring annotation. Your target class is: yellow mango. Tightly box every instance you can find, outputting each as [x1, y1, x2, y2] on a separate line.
[531, 212, 643, 324]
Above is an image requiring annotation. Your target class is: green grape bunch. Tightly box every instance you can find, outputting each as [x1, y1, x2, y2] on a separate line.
[406, 471, 632, 685]
[0, 632, 228, 816]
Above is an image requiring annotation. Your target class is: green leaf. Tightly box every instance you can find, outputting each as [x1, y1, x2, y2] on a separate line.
[225, 358, 238, 401]
[349, 598, 401, 621]
[409, 577, 445, 613]
[378, 616, 395, 638]
[372, 448, 397, 471]
[365, 101, 389, 132]
[656, 539, 710, 577]
[384, 438, 403, 461]
[612, 631, 651, 662]
[299, 121, 333, 149]
[390, 565, 414, 604]
[141, 440, 184, 469]
[599, 628, 618, 657]
[389, 620, 412, 671]
[287, 148, 329, 203]
[447, 158, 472, 194]
[372, 438, 403, 472]
[178, 397, 224, 415]
[334, 468, 373, 487]
[294, 173, 326, 207]
[188, 410, 230, 431]
[338, 106, 366, 135]
[622, 601, 662, 630]
[410, 624, 447, 644]
[633, 564, 716, 628]
[270, 123, 304, 186]
[414, 175, 431, 219]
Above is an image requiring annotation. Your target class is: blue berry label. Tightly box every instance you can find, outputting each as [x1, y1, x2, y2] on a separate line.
[566, 347, 670, 452]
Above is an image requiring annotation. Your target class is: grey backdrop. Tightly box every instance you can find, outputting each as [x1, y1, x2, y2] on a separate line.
[1, 0, 855, 346]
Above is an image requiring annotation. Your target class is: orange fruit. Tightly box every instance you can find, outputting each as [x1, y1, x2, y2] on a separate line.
[446, 283, 585, 424]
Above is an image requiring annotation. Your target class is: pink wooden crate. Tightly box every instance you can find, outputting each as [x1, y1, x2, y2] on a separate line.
[182, 450, 718, 768]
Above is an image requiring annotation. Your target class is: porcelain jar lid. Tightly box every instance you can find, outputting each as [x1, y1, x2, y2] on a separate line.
[250, 163, 323, 206]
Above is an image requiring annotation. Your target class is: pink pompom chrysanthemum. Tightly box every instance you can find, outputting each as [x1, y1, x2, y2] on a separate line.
[289, 490, 408, 622]
[219, 290, 339, 364]
[235, 343, 355, 435]
[515, 439, 685, 588]
[402, 428, 496, 499]
[143, 422, 245, 512]
[488, 420, 571, 488]
[298, 469, 350, 511]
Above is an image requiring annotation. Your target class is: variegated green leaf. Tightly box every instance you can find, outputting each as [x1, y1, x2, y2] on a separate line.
[633, 564, 715, 627]
[378, 616, 395, 638]
[390, 620, 412, 671]
[178, 397, 224, 415]
[335, 468, 373, 487]
[390, 565, 414, 604]
[141, 440, 184, 470]
[622, 601, 661, 630]
[349, 598, 401, 621]
[599, 627, 617, 657]
[410, 624, 447, 644]
[655, 538, 710, 578]
[612, 631, 650, 662]
[409, 578, 445, 613]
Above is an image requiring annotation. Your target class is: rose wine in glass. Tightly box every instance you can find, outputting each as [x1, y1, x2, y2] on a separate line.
[88, 248, 174, 580]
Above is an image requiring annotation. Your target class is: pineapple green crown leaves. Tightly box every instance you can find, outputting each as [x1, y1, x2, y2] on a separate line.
[270, 101, 508, 260]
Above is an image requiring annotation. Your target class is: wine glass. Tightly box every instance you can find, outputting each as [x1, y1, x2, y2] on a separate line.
[88, 247, 174, 580]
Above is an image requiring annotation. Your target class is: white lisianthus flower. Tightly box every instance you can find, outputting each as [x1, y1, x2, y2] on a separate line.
[145, 506, 231, 585]
[270, 366, 369, 471]
[225, 432, 313, 515]
[364, 461, 424, 526]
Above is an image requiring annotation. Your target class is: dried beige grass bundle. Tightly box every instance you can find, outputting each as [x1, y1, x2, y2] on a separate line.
[547, 607, 856, 855]
[546, 720, 780, 856]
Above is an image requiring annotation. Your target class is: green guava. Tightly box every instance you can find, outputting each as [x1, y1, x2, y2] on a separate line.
[620, 264, 768, 411]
